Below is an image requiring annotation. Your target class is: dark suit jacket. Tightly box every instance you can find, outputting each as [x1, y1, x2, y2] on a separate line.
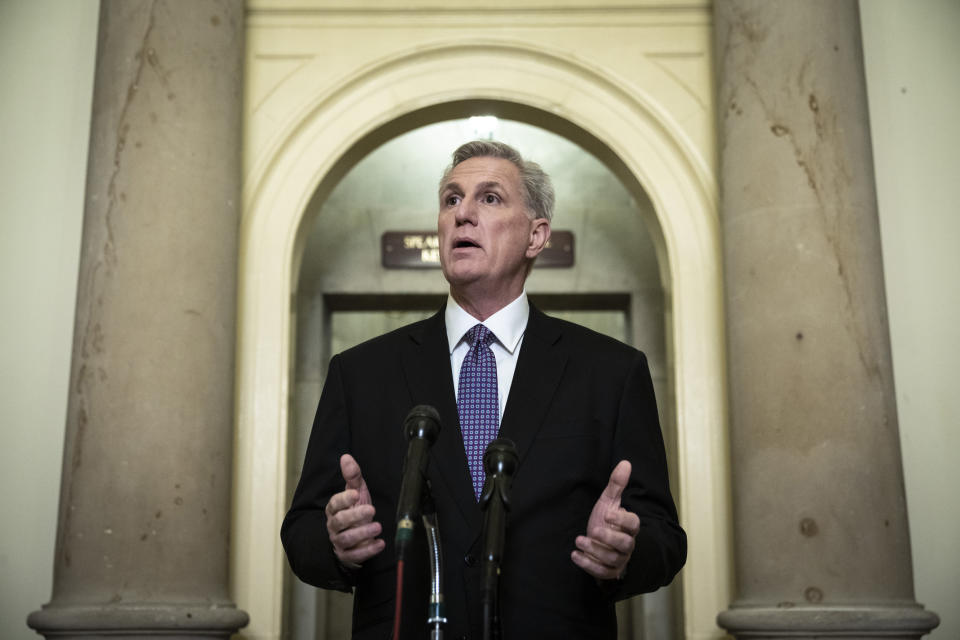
[281, 305, 686, 639]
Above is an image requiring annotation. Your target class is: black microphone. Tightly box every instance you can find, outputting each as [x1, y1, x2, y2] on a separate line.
[395, 405, 441, 559]
[479, 438, 518, 640]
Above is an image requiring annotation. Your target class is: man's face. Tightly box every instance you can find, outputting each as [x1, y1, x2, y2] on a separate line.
[438, 156, 549, 299]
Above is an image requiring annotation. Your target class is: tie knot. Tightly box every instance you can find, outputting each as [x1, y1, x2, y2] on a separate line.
[466, 324, 494, 348]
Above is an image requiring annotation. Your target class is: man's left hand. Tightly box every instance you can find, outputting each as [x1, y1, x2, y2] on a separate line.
[571, 460, 640, 580]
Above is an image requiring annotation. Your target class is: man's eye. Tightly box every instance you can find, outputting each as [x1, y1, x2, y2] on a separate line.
[446, 195, 461, 206]
[483, 193, 500, 204]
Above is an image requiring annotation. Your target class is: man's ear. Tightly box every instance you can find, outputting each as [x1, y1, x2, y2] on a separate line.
[525, 218, 551, 259]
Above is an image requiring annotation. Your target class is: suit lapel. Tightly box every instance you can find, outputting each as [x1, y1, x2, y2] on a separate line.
[400, 309, 481, 534]
[499, 306, 568, 474]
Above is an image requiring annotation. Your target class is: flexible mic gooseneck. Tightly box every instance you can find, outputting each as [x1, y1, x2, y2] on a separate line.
[479, 438, 518, 640]
[422, 493, 447, 640]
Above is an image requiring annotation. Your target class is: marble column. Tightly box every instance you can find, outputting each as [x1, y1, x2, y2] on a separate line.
[28, 1, 248, 638]
[713, 1, 938, 638]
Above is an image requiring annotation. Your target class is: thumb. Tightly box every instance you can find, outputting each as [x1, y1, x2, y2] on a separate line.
[340, 454, 366, 492]
[602, 460, 632, 505]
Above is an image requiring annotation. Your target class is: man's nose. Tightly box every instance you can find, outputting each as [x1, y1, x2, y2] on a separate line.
[454, 198, 478, 225]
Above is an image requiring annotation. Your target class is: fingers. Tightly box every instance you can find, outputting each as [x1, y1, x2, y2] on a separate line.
[601, 460, 632, 504]
[604, 506, 640, 538]
[571, 545, 627, 581]
[579, 518, 636, 560]
[336, 536, 386, 567]
[331, 517, 382, 550]
[333, 522, 386, 566]
[326, 455, 373, 526]
[572, 521, 636, 579]
[325, 454, 384, 567]
[325, 492, 374, 530]
[340, 454, 366, 493]
[325, 488, 360, 519]
[326, 495, 384, 566]
[571, 460, 638, 581]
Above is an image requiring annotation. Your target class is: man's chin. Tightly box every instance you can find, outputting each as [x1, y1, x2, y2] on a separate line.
[444, 274, 481, 292]
[441, 262, 483, 287]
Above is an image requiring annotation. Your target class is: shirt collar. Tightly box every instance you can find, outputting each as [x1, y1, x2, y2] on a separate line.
[445, 291, 529, 355]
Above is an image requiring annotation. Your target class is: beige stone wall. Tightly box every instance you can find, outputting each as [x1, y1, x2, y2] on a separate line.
[861, 1, 960, 638]
[0, 2, 99, 639]
[3, 2, 957, 640]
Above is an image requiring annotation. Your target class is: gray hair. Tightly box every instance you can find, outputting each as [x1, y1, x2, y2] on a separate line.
[439, 140, 555, 222]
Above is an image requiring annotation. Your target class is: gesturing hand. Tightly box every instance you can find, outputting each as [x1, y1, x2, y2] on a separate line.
[325, 454, 385, 568]
[571, 460, 640, 581]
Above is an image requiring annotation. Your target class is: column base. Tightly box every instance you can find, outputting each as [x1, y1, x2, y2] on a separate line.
[27, 603, 249, 639]
[718, 604, 939, 639]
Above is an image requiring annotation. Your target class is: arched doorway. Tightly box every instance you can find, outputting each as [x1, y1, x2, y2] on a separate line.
[288, 115, 676, 638]
[233, 44, 729, 640]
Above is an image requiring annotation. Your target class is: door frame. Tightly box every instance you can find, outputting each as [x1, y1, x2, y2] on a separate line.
[233, 42, 730, 640]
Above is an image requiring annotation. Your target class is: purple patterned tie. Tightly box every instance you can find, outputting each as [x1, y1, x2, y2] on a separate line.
[457, 324, 499, 500]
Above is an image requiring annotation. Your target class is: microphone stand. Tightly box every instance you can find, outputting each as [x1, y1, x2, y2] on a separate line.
[422, 488, 447, 640]
[393, 480, 448, 640]
[392, 405, 442, 640]
[478, 439, 518, 640]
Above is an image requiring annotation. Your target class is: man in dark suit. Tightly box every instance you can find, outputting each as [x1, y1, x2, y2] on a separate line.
[281, 140, 686, 639]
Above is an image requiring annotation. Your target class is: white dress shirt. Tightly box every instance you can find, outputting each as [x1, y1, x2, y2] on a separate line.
[445, 291, 529, 421]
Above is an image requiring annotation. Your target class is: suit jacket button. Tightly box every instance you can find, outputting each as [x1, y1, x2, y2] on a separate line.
[463, 553, 476, 567]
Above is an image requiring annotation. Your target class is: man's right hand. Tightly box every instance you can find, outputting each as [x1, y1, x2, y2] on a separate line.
[325, 454, 385, 568]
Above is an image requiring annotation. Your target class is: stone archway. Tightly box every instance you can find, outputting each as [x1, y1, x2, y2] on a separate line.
[233, 42, 730, 640]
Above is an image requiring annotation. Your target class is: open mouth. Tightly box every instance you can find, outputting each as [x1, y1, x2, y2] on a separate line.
[454, 239, 480, 249]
